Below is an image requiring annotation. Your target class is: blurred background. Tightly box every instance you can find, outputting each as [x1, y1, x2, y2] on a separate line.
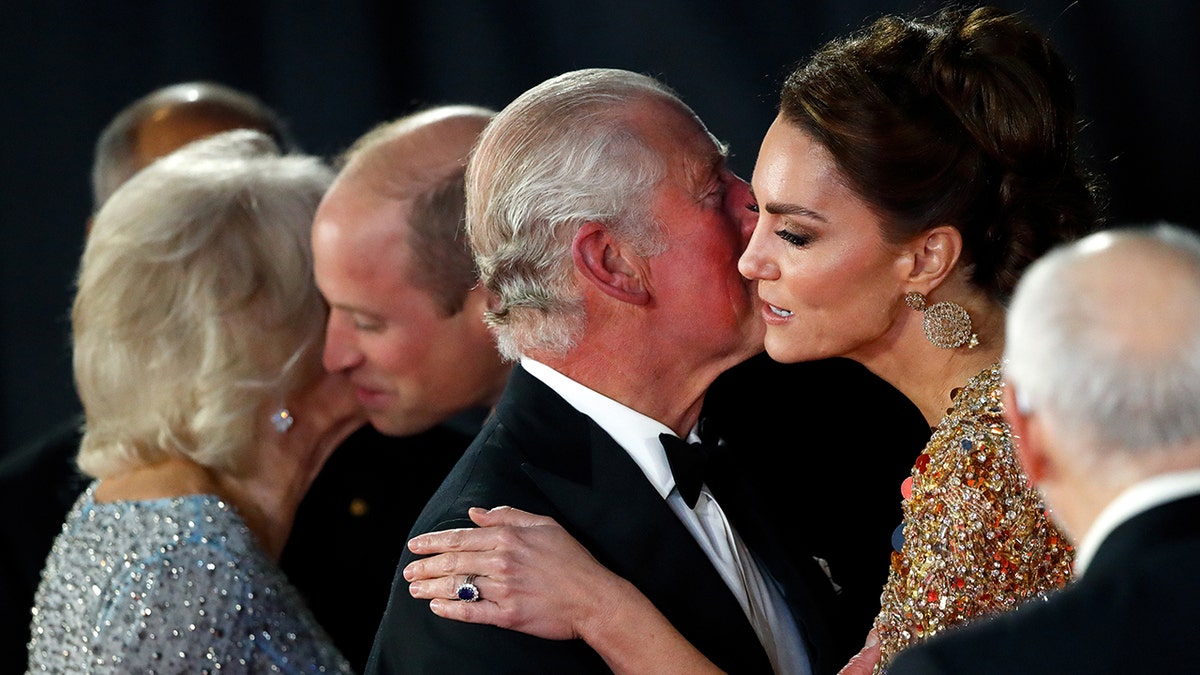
[2, 0, 1197, 456]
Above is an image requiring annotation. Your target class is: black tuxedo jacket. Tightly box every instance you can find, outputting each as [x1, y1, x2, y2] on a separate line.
[365, 365, 848, 674]
[0, 416, 89, 672]
[888, 493, 1200, 674]
[704, 354, 929, 641]
[280, 420, 479, 672]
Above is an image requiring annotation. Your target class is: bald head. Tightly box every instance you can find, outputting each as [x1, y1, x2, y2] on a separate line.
[92, 82, 288, 211]
[1005, 224, 1200, 456]
[338, 105, 492, 188]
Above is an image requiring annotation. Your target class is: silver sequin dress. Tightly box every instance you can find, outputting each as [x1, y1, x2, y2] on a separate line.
[25, 483, 354, 674]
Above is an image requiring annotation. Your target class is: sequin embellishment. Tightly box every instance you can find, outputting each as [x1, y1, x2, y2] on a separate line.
[25, 484, 352, 673]
[872, 363, 1073, 672]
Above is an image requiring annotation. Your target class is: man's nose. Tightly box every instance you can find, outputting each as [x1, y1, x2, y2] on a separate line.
[322, 313, 363, 372]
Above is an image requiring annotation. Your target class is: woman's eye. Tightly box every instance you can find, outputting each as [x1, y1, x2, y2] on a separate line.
[775, 229, 811, 247]
[746, 202, 760, 214]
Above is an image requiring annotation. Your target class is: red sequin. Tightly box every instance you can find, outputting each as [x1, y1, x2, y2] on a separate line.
[915, 453, 931, 473]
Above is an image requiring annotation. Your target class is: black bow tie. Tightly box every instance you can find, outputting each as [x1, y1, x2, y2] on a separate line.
[659, 430, 723, 509]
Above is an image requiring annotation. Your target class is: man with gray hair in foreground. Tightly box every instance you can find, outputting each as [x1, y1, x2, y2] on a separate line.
[890, 223, 1200, 674]
[366, 68, 845, 674]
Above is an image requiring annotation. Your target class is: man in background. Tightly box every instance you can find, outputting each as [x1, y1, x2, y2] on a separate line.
[292, 105, 511, 668]
[310, 105, 508, 439]
[89, 81, 292, 213]
[890, 224, 1200, 673]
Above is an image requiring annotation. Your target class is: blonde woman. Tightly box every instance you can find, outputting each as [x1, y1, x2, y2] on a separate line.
[26, 131, 363, 673]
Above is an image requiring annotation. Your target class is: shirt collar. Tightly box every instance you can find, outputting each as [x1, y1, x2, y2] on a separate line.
[521, 357, 681, 499]
[1073, 467, 1200, 575]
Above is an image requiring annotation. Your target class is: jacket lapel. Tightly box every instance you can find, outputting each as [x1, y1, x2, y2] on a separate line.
[501, 366, 774, 674]
[709, 452, 851, 672]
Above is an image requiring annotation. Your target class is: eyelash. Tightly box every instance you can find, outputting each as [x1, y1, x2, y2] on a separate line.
[352, 317, 382, 331]
[775, 229, 812, 247]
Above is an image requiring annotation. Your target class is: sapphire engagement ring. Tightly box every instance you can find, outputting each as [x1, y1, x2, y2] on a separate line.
[455, 574, 481, 602]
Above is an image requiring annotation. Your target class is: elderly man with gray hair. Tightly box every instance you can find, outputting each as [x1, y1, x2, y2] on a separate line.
[889, 223, 1200, 674]
[365, 68, 846, 674]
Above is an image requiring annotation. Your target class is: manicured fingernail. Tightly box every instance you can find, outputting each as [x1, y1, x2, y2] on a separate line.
[403, 564, 416, 581]
[408, 581, 422, 596]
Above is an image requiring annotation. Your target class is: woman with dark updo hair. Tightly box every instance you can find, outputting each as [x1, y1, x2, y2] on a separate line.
[749, 6, 1095, 670]
[400, 6, 1099, 673]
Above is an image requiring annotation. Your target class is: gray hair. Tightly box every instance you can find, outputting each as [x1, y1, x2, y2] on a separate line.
[74, 130, 332, 478]
[91, 82, 290, 211]
[465, 68, 686, 360]
[1005, 223, 1200, 456]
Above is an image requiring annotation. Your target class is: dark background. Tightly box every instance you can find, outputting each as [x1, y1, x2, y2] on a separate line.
[2, 0, 1197, 455]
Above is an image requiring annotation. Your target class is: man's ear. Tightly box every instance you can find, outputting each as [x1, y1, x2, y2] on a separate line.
[1004, 384, 1051, 486]
[904, 225, 964, 292]
[572, 222, 651, 305]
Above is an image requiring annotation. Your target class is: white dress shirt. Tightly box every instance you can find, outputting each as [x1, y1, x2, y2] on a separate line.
[522, 358, 811, 674]
[1073, 468, 1200, 576]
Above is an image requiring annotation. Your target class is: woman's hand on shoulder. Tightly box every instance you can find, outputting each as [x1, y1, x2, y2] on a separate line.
[405, 505, 618, 641]
[406, 505, 722, 675]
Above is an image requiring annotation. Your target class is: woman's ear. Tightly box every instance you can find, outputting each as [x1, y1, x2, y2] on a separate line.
[572, 222, 651, 305]
[905, 225, 964, 292]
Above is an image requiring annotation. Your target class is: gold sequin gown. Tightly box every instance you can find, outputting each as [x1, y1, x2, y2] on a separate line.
[873, 363, 1073, 672]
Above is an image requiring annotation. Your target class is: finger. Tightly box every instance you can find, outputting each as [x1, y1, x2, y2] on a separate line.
[469, 505, 560, 528]
[427, 597, 502, 626]
[409, 573, 489, 601]
[408, 525, 498, 555]
[404, 551, 491, 581]
[836, 630, 881, 675]
[408, 576, 456, 600]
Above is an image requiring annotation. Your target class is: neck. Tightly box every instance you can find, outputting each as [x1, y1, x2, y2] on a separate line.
[94, 415, 358, 561]
[225, 410, 358, 559]
[1049, 444, 1200, 544]
[534, 338, 748, 438]
[856, 298, 1006, 427]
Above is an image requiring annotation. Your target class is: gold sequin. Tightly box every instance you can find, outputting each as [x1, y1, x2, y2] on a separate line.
[873, 363, 1073, 672]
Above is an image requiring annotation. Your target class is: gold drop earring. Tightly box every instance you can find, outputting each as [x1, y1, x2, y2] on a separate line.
[904, 291, 979, 349]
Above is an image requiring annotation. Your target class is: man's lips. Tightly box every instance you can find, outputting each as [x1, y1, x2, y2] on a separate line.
[353, 385, 391, 407]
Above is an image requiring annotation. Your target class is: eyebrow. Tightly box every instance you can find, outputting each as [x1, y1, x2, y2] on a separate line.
[763, 201, 827, 222]
[686, 153, 726, 201]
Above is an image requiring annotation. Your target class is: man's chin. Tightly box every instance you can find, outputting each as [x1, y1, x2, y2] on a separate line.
[367, 412, 436, 438]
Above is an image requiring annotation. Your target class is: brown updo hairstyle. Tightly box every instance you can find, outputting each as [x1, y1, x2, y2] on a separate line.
[780, 5, 1101, 301]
